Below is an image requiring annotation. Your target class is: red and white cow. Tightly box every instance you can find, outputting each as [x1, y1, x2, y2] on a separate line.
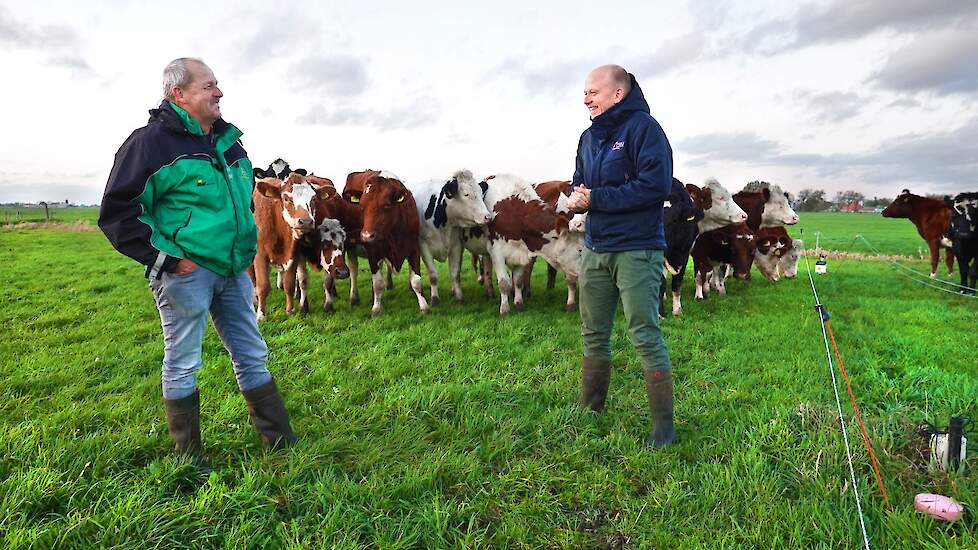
[881, 189, 955, 278]
[358, 171, 430, 316]
[252, 173, 347, 319]
[691, 222, 756, 299]
[480, 174, 584, 315]
[753, 226, 803, 281]
[529, 179, 587, 311]
[410, 170, 493, 305]
[697, 178, 748, 233]
[733, 182, 799, 230]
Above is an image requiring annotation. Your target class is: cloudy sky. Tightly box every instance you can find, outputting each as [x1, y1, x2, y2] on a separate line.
[1, 0, 976, 204]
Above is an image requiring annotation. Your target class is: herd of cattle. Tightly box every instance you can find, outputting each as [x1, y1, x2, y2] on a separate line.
[246, 159, 811, 319]
[881, 189, 978, 293]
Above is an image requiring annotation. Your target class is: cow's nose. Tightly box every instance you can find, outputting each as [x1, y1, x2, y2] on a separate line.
[739, 213, 748, 221]
[335, 266, 350, 279]
[483, 213, 493, 224]
[360, 230, 374, 242]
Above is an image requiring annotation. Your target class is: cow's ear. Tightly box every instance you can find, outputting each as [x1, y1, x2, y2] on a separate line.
[944, 196, 954, 207]
[479, 180, 489, 195]
[443, 178, 458, 199]
[313, 184, 336, 200]
[294, 168, 308, 176]
[256, 178, 282, 199]
[253, 168, 266, 179]
[762, 187, 771, 201]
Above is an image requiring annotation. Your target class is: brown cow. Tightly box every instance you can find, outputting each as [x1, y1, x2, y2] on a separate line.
[252, 173, 342, 320]
[691, 222, 756, 300]
[881, 189, 955, 278]
[339, 169, 397, 304]
[358, 172, 430, 316]
[732, 183, 799, 231]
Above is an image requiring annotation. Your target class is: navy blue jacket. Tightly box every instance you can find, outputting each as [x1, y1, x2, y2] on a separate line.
[573, 74, 673, 252]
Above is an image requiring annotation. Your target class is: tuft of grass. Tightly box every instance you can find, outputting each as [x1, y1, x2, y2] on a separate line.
[1, 213, 976, 548]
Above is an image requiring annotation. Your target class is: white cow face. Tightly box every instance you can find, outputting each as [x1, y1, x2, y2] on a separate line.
[760, 185, 800, 227]
[443, 170, 493, 228]
[779, 239, 803, 278]
[256, 173, 335, 239]
[545, 231, 584, 278]
[699, 179, 748, 233]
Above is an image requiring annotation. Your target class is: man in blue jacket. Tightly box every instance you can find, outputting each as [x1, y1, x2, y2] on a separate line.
[566, 64, 677, 449]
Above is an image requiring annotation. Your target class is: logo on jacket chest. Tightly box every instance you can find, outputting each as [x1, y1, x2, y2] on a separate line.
[611, 141, 625, 151]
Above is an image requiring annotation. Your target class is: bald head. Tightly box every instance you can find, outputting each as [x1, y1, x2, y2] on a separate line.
[584, 64, 631, 118]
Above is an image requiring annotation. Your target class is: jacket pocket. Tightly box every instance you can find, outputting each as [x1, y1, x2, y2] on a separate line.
[172, 209, 192, 249]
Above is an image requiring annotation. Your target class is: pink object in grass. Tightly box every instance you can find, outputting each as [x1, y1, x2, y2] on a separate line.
[914, 493, 965, 522]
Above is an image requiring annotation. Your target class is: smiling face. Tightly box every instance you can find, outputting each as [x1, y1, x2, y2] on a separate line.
[172, 61, 223, 132]
[583, 68, 624, 119]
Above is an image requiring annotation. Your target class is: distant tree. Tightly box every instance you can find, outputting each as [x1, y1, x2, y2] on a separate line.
[864, 196, 892, 208]
[796, 188, 829, 212]
[833, 190, 865, 207]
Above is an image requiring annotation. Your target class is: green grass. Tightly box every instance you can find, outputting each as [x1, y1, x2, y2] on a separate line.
[792, 212, 926, 257]
[1, 216, 976, 548]
[0, 206, 100, 225]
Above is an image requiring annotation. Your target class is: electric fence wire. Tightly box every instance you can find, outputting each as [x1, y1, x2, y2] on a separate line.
[804, 253, 873, 550]
[856, 235, 978, 297]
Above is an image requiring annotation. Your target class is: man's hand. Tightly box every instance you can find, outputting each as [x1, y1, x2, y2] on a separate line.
[566, 186, 591, 213]
[172, 258, 198, 275]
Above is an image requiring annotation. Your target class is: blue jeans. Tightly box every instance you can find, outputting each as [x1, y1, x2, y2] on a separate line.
[149, 267, 272, 399]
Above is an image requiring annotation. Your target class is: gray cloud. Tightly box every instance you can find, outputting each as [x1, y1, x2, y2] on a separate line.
[871, 28, 978, 95]
[487, 57, 593, 97]
[290, 54, 370, 97]
[679, 118, 978, 190]
[797, 90, 872, 123]
[630, 32, 707, 79]
[0, 5, 96, 78]
[888, 97, 921, 109]
[793, 0, 973, 46]
[297, 95, 441, 131]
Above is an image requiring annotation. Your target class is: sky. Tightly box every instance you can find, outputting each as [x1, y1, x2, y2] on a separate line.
[1, 0, 977, 205]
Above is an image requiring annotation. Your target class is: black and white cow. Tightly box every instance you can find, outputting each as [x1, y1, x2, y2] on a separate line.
[410, 170, 493, 305]
[253, 158, 308, 181]
[945, 192, 978, 294]
[659, 178, 708, 317]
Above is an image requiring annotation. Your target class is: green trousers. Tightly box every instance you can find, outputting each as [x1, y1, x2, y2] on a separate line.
[579, 248, 672, 372]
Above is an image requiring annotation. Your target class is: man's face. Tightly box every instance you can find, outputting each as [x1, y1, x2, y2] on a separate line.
[584, 71, 622, 118]
[173, 62, 223, 129]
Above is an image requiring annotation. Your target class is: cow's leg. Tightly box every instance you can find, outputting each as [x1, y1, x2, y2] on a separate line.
[946, 247, 956, 275]
[522, 258, 534, 301]
[658, 273, 668, 319]
[565, 274, 578, 312]
[322, 272, 335, 313]
[481, 256, 495, 298]
[420, 243, 440, 306]
[296, 262, 309, 315]
[472, 251, 482, 284]
[282, 262, 298, 315]
[513, 265, 527, 312]
[715, 267, 727, 296]
[448, 240, 465, 303]
[370, 269, 384, 317]
[347, 252, 360, 306]
[410, 270, 431, 315]
[488, 248, 512, 315]
[694, 270, 705, 300]
[967, 252, 978, 294]
[385, 261, 395, 291]
[254, 256, 271, 322]
[547, 263, 558, 290]
[671, 265, 686, 316]
[276, 267, 283, 290]
[928, 240, 940, 278]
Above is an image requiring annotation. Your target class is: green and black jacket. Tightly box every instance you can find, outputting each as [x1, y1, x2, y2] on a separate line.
[99, 101, 258, 278]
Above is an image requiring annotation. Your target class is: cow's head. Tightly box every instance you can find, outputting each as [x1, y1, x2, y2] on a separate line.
[701, 178, 748, 229]
[664, 182, 705, 230]
[881, 189, 920, 218]
[715, 223, 755, 279]
[780, 239, 804, 278]
[759, 185, 799, 226]
[946, 193, 978, 241]
[342, 169, 380, 205]
[685, 183, 713, 211]
[256, 173, 335, 239]
[429, 169, 493, 228]
[303, 174, 349, 279]
[359, 173, 414, 243]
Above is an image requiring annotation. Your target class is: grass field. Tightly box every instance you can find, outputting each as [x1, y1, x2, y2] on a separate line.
[0, 206, 100, 225]
[1, 214, 976, 548]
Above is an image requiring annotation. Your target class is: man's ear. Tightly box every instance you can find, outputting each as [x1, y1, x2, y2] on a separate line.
[256, 178, 283, 199]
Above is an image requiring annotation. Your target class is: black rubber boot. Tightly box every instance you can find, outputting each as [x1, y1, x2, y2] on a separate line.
[580, 356, 612, 412]
[643, 369, 678, 449]
[163, 390, 212, 474]
[242, 379, 298, 450]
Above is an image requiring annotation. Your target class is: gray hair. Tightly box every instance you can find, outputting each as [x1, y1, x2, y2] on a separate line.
[162, 57, 204, 101]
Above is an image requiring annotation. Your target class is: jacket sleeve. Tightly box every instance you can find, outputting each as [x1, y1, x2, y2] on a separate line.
[571, 133, 585, 188]
[98, 130, 182, 278]
[588, 120, 672, 213]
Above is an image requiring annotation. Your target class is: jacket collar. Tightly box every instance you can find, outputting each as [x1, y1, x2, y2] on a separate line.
[149, 100, 231, 138]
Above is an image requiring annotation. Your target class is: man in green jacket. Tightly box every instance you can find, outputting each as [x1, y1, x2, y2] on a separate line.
[99, 58, 297, 466]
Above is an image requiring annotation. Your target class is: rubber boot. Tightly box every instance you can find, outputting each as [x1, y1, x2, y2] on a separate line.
[580, 356, 612, 412]
[643, 369, 678, 449]
[242, 379, 298, 450]
[163, 389, 212, 474]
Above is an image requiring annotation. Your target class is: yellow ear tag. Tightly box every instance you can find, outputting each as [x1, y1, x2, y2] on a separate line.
[721, 240, 729, 245]
[764, 240, 770, 246]
[263, 189, 277, 198]
[350, 196, 360, 203]
[774, 250, 782, 256]
[396, 195, 405, 203]
[686, 216, 695, 221]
